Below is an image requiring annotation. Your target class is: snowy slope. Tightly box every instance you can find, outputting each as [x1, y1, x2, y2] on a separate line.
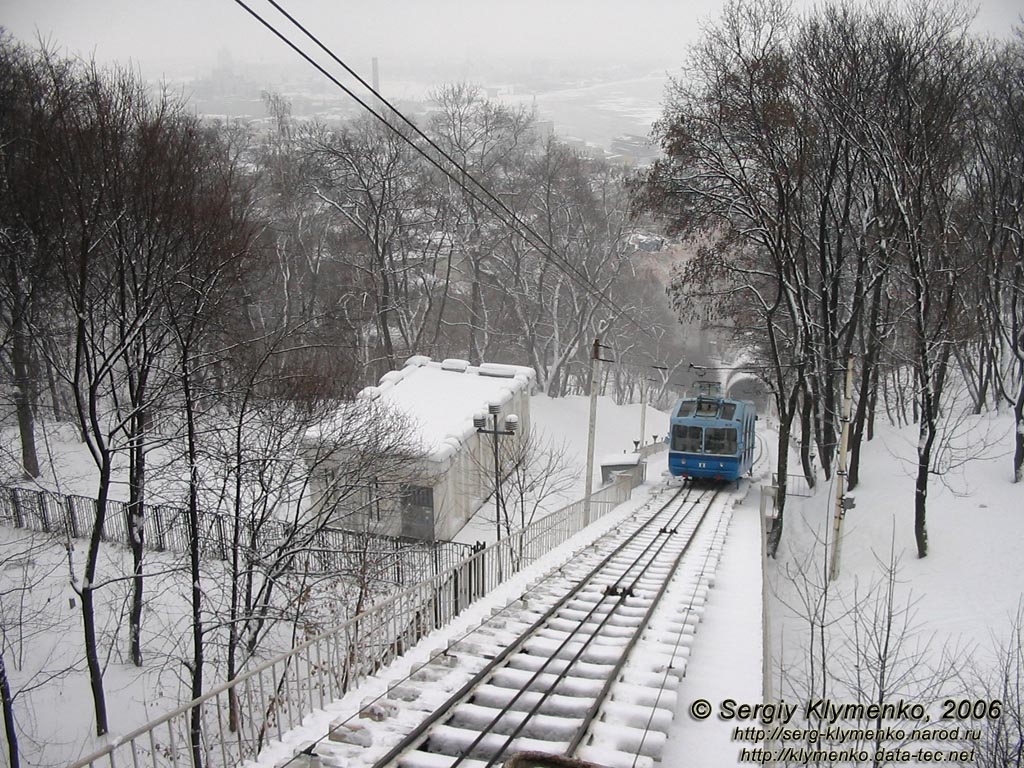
[4, 398, 1023, 767]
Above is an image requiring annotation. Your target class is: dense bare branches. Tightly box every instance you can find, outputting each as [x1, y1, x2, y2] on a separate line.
[0, 33, 677, 758]
[641, 0, 1017, 556]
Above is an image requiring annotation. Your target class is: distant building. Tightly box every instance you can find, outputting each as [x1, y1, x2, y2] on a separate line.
[627, 232, 666, 252]
[609, 134, 659, 165]
[532, 120, 556, 140]
[308, 356, 535, 541]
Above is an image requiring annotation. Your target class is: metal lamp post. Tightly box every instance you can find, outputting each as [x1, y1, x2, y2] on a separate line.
[474, 404, 518, 544]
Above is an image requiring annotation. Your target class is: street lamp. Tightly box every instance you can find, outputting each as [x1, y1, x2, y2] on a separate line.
[474, 404, 518, 544]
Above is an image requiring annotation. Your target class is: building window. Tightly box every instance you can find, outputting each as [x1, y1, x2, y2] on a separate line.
[402, 485, 434, 509]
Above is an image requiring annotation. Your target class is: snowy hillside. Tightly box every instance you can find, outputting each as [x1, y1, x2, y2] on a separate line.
[3, 397, 1023, 766]
[249, 406, 1024, 766]
[0, 394, 669, 766]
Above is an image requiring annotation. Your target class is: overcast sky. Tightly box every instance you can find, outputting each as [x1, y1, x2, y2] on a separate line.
[4, 0, 1021, 81]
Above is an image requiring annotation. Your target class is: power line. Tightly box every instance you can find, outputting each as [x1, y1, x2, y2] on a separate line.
[229, 0, 651, 333]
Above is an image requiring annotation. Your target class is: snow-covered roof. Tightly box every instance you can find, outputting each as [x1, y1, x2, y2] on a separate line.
[357, 356, 535, 462]
[600, 452, 641, 466]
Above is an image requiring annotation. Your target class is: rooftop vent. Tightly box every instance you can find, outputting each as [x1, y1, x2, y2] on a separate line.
[440, 358, 470, 372]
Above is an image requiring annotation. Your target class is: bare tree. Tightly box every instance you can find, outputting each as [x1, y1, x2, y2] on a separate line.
[1, 532, 81, 768]
[497, 141, 632, 396]
[302, 115, 429, 376]
[498, 428, 577, 541]
[959, 602, 1024, 767]
[963, 33, 1024, 481]
[0, 35, 72, 480]
[428, 83, 536, 365]
[851, 3, 979, 557]
[774, 528, 966, 767]
[640, 0, 810, 555]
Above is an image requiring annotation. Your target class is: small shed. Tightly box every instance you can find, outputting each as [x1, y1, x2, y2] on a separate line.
[600, 453, 646, 487]
[309, 356, 535, 541]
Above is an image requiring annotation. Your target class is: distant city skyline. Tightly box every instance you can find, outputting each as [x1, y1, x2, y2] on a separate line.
[3, 0, 1021, 86]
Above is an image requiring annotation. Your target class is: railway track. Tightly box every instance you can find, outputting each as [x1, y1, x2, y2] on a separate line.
[306, 484, 733, 768]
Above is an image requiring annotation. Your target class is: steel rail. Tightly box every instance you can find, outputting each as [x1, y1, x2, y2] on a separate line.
[627, 495, 732, 767]
[563, 488, 720, 759]
[366, 484, 693, 767]
[448, 491, 706, 767]
[368, 483, 721, 768]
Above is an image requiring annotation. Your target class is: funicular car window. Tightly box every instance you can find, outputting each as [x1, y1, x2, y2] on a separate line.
[695, 399, 719, 417]
[721, 402, 736, 420]
[705, 427, 737, 455]
[672, 425, 703, 452]
[677, 400, 696, 417]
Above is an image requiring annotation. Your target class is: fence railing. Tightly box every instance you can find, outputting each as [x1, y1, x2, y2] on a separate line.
[770, 472, 815, 498]
[70, 474, 636, 768]
[638, 441, 668, 460]
[0, 485, 473, 584]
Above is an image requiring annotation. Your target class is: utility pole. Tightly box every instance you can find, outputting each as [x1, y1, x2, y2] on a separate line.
[474, 405, 518, 547]
[584, 336, 601, 525]
[491, 409, 502, 544]
[829, 357, 855, 582]
[639, 379, 647, 453]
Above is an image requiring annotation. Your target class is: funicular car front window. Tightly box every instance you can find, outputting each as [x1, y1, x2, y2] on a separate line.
[677, 400, 696, 417]
[705, 427, 737, 455]
[672, 425, 703, 452]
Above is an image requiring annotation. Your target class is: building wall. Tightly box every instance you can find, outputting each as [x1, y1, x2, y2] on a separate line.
[430, 388, 530, 540]
[304, 359, 534, 542]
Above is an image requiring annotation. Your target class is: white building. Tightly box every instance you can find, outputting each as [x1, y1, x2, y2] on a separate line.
[309, 356, 535, 541]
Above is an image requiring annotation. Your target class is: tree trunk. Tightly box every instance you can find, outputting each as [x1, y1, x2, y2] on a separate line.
[183, 361, 204, 768]
[850, 275, 884, 490]
[818, 366, 837, 481]
[848, 359, 871, 491]
[914, 423, 932, 559]
[799, 391, 816, 488]
[767, 406, 796, 558]
[8, 284, 40, 480]
[867, 358, 879, 441]
[82, 483, 110, 735]
[43, 340, 64, 421]
[1, 649, 19, 768]
[1013, 368, 1023, 483]
[128, 407, 147, 667]
[468, 256, 484, 366]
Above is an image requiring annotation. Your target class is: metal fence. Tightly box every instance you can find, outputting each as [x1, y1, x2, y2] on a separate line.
[0, 485, 473, 584]
[638, 441, 668, 460]
[70, 475, 635, 768]
[770, 472, 815, 498]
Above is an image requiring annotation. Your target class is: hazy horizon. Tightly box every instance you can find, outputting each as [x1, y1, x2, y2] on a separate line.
[4, 0, 1021, 87]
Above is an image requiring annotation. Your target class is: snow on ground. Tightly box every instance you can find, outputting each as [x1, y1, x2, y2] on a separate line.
[772, 410, 1024, 667]
[454, 394, 667, 545]
[251, 398, 770, 767]
[662, 480, 766, 765]
[767, 409, 1024, 765]
[0, 393, 672, 766]
[5, 393, 1023, 767]
[0, 524, 224, 765]
[248, 483, 667, 768]
[253, 404, 1024, 767]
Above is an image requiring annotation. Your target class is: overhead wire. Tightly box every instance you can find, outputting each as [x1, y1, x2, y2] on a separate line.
[229, 0, 652, 334]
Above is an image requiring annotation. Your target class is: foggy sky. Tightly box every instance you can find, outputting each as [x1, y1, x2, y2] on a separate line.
[4, 0, 1021, 82]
